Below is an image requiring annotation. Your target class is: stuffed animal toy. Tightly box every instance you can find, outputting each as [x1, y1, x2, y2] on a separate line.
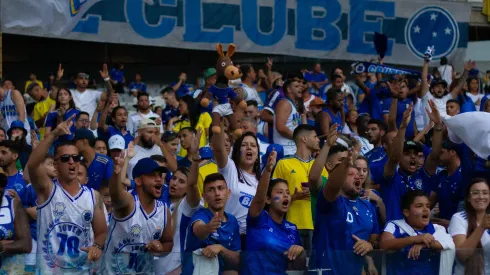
[200, 43, 247, 139]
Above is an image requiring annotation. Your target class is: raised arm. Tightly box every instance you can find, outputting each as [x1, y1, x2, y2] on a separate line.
[187, 130, 203, 208]
[249, 151, 277, 218]
[27, 114, 75, 203]
[424, 100, 443, 176]
[110, 145, 135, 219]
[193, 212, 221, 241]
[2, 199, 31, 255]
[265, 57, 275, 89]
[322, 150, 353, 202]
[419, 47, 433, 98]
[450, 61, 476, 99]
[355, 74, 371, 96]
[211, 121, 229, 169]
[387, 85, 399, 132]
[309, 124, 339, 193]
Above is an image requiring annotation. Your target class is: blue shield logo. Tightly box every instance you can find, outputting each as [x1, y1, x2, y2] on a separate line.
[405, 6, 459, 60]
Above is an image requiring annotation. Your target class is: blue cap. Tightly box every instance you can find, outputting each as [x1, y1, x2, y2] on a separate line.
[199, 147, 213, 160]
[7, 120, 27, 137]
[132, 158, 168, 178]
[73, 128, 95, 142]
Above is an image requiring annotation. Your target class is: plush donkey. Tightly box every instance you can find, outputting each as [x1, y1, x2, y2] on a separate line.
[200, 43, 247, 139]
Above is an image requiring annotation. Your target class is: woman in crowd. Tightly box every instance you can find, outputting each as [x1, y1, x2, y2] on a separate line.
[242, 151, 306, 274]
[355, 156, 386, 225]
[341, 109, 358, 136]
[44, 88, 79, 140]
[449, 178, 490, 275]
[466, 76, 483, 110]
[213, 122, 261, 247]
[380, 190, 454, 275]
[162, 131, 181, 160]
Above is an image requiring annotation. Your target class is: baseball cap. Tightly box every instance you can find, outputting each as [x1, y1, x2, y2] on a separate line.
[203, 68, 216, 79]
[138, 118, 158, 130]
[7, 120, 27, 137]
[309, 97, 326, 107]
[199, 147, 213, 160]
[73, 128, 95, 142]
[434, 79, 448, 88]
[108, 135, 125, 150]
[132, 158, 168, 178]
[77, 73, 90, 79]
[403, 141, 423, 153]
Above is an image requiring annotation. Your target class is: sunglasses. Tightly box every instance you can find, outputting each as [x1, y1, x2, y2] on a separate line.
[56, 154, 82, 163]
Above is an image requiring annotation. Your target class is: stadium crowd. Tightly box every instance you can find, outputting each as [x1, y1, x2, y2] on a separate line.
[0, 45, 489, 275]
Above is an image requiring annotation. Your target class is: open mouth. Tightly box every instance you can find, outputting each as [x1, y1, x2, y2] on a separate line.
[154, 185, 163, 192]
[68, 167, 76, 173]
[245, 151, 253, 159]
[421, 213, 429, 220]
[409, 160, 417, 169]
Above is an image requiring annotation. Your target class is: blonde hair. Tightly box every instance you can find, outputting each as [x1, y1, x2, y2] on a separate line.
[354, 156, 373, 189]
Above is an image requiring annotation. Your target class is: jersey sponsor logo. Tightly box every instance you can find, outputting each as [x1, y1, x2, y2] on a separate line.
[415, 179, 423, 190]
[291, 170, 296, 174]
[287, 234, 296, 244]
[42, 221, 90, 269]
[81, 210, 93, 224]
[285, 223, 297, 230]
[239, 192, 254, 208]
[152, 226, 162, 240]
[53, 202, 66, 220]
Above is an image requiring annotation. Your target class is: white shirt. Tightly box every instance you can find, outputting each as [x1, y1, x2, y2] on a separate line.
[353, 135, 374, 156]
[127, 144, 163, 180]
[449, 211, 490, 275]
[220, 158, 258, 234]
[303, 94, 316, 113]
[241, 83, 263, 108]
[423, 92, 453, 120]
[273, 99, 300, 156]
[413, 97, 427, 131]
[438, 65, 453, 86]
[127, 111, 164, 136]
[70, 89, 102, 119]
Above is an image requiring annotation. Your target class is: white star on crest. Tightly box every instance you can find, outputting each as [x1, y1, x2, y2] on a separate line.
[430, 13, 438, 20]
[413, 26, 421, 33]
[445, 27, 452, 35]
[432, 32, 438, 38]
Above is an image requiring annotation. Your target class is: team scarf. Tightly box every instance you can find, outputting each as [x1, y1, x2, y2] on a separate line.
[350, 62, 432, 81]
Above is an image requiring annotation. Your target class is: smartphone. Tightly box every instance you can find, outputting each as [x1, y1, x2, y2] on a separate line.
[301, 182, 309, 190]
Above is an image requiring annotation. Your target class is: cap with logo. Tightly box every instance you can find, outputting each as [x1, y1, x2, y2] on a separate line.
[108, 135, 125, 150]
[403, 141, 423, 153]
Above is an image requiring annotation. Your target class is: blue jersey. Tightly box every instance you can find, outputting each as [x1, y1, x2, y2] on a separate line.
[369, 87, 388, 120]
[45, 109, 80, 141]
[87, 154, 113, 190]
[104, 126, 134, 148]
[170, 82, 192, 98]
[7, 171, 27, 202]
[109, 68, 124, 83]
[177, 157, 192, 168]
[128, 82, 147, 93]
[380, 169, 434, 221]
[395, 98, 415, 138]
[322, 108, 343, 132]
[0, 195, 15, 241]
[183, 208, 241, 274]
[21, 184, 37, 240]
[365, 146, 387, 183]
[434, 166, 464, 220]
[242, 210, 301, 275]
[383, 221, 440, 275]
[208, 85, 238, 105]
[304, 72, 327, 97]
[312, 195, 379, 274]
[161, 105, 179, 125]
[458, 94, 477, 113]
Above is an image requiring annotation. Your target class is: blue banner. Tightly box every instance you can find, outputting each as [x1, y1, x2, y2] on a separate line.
[1, 0, 471, 66]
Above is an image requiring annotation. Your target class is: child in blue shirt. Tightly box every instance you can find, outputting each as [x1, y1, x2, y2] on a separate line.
[243, 151, 305, 275]
[183, 173, 241, 274]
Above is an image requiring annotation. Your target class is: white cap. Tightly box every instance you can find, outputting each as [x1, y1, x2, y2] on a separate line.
[108, 135, 125, 150]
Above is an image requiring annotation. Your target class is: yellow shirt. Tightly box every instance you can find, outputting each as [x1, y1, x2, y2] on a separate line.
[197, 159, 218, 197]
[173, 112, 212, 157]
[33, 97, 55, 139]
[273, 156, 328, 230]
[25, 80, 44, 93]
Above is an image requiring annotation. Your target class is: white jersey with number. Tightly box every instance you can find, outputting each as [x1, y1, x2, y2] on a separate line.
[0, 89, 31, 144]
[101, 194, 168, 275]
[273, 98, 300, 156]
[36, 181, 95, 275]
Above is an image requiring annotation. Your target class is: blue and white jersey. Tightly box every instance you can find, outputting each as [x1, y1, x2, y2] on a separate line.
[273, 98, 300, 156]
[154, 197, 200, 275]
[101, 194, 168, 275]
[36, 181, 95, 275]
[0, 90, 31, 142]
[0, 194, 20, 273]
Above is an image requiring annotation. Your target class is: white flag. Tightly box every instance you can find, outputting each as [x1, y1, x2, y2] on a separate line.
[1, 0, 100, 36]
[443, 112, 490, 160]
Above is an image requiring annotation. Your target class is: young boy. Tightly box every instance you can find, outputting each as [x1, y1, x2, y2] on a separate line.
[22, 155, 57, 274]
[98, 180, 112, 226]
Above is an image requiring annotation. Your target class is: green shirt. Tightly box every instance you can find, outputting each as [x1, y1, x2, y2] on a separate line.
[311, 175, 328, 221]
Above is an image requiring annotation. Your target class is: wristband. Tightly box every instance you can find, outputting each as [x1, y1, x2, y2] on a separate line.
[104, 77, 110, 82]
[92, 243, 104, 251]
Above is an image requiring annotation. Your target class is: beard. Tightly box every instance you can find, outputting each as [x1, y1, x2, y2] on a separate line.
[140, 137, 155, 149]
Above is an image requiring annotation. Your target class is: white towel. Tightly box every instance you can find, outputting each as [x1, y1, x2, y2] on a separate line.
[392, 219, 455, 275]
[443, 112, 490, 160]
[192, 249, 219, 275]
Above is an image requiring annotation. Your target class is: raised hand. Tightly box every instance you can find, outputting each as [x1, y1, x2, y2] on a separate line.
[206, 212, 221, 233]
[326, 124, 340, 147]
[52, 114, 76, 137]
[127, 141, 136, 159]
[352, 234, 373, 256]
[425, 99, 442, 125]
[386, 81, 399, 98]
[100, 63, 109, 80]
[266, 57, 273, 69]
[56, 64, 64, 80]
[424, 46, 435, 62]
[113, 157, 124, 175]
[189, 129, 202, 158]
[266, 149, 277, 172]
[30, 130, 40, 149]
[400, 104, 413, 128]
[464, 60, 477, 71]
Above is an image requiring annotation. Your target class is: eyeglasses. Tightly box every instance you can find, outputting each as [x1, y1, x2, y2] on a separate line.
[77, 119, 90, 123]
[56, 154, 82, 163]
[470, 190, 490, 197]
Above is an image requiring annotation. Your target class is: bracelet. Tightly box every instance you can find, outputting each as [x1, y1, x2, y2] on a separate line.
[104, 77, 110, 82]
[92, 243, 104, 251]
